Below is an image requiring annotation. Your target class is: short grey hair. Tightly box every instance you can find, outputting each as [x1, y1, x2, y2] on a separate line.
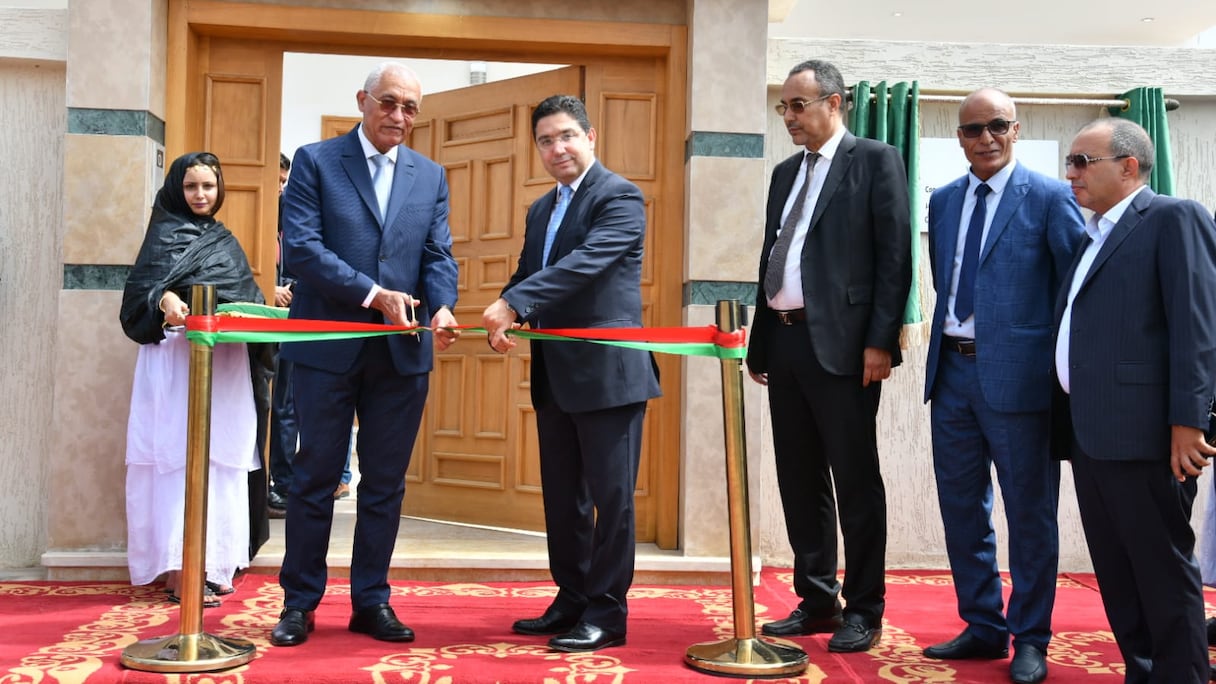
[788, 60, 846, 100]
[1080, 118, 1155, 180]
[363, 62, 420, 93]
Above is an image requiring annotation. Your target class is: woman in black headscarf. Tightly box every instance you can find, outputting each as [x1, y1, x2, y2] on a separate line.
[120, 151, 271, 605]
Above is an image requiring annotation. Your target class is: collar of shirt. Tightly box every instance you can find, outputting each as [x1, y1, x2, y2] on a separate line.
[806, 124, 846, 163]
[1088, 184, 1147, 241]
[357, 125, 399, 166]
[967, 159, 1016, 197]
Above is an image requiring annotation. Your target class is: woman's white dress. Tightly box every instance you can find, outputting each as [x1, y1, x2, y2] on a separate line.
[125, 329, 260, 587]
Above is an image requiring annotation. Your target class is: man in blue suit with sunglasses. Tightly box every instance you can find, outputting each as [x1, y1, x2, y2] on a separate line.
[922, 88, 1084, 684]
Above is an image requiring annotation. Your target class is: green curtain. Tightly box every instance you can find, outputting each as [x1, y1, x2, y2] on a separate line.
[848, 80, 923, 338]
[1110, 87, 1174, 195]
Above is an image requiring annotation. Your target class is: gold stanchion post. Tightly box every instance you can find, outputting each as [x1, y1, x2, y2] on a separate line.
[684, 300, 808, 677]
[121, 284, 257, 673]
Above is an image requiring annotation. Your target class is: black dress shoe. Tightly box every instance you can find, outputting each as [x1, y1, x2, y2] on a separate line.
[1207, 617, 1216, 646]
[513, 605, 581, 635]
[548, 622, 626, 653]
[827, 613, 881, 653]
[267, 491, 287, 510]
[1010, 644, 1048, 684]
[348, 603, 414, 642]
[923, 631, 1008, 660]
[270, 607, 314, 647]
[760, 607, 844, 636]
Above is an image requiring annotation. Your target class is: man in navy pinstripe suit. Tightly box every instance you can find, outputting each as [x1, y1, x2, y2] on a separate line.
[271, 62, 460, 647]
[1053, 118, 1216, 684]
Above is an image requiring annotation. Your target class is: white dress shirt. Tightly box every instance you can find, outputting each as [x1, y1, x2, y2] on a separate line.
[357, 126, 399, 308]
[767, 125, 847, 311]
[942, 161, 1016, 339]
[1054, 185, 1147, 393]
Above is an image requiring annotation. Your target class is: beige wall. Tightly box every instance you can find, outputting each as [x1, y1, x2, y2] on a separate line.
[7, 1, 1216, 579]
[0, 7, 66, 569]
[755, 39, 1216, 572]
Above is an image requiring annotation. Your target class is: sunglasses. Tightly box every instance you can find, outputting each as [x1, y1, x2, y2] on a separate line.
[958, 118, 1016, 138]
[365, 91, 420, 118]
[1064, 154, 1131, 170]
[775, 93, 832, 116]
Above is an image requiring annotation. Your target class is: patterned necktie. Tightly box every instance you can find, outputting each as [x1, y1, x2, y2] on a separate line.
[371, 154, 391, 221]
[763, 152, 819, 301]
[952, 182, 992, 323]
[542, 185, 573, 264]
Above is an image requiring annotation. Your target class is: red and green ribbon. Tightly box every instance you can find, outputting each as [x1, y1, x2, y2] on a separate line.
[183, 303, 746, 359]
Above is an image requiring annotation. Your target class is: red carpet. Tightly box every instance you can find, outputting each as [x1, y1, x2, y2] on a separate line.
[0, 568, 1190, 682]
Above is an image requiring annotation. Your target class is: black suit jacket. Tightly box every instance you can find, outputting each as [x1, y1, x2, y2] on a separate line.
[502, 160, 661, 413]
[747, 131, 912, 376]
[1052, 188, 1216, 461]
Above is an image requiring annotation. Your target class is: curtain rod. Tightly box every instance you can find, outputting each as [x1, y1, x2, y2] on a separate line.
[920, 93, 1180, 112]
[856, 91, 1180, 112]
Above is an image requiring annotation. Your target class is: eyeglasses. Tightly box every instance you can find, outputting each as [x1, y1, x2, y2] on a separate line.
[1064, 153, 1131, 170]
[957, 118, 1016, 138]
[365, 91, 420, 118]
[536, 131, 581, 151]
[775, 94, 832, 116]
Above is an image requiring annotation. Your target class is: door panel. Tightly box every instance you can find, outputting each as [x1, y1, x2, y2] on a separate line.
[402, 66, 584, 533]
[196, 38, 283, 302]
[401, 64, 671, 542]
[199, 40, 677, 544]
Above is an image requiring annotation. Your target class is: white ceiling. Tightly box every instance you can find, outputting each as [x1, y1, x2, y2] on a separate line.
[770, 0, 1216, 47]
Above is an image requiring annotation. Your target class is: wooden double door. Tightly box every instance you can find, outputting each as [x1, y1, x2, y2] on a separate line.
[184, 38, 679, 546]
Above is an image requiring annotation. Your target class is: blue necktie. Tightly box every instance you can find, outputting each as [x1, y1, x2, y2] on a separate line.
[952, 182, 991, 323]
[371, 154, 391, 221]
[541, 185, 572, 264]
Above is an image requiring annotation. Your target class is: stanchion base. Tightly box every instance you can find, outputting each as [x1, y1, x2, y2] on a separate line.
[685, 636, 809, 678]
[120, 632, 256, 673]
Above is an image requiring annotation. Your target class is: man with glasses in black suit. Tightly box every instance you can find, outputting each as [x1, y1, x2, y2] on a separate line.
[747, 59, 911, 654]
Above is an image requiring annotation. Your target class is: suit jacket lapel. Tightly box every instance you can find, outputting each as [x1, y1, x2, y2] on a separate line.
[935, 179, 966, 292]
[982, 166, 1030, 263]
[546, 163, 597, 265]
[340, 131, 381, 226]
[807, 131, 854, 232]
[529, 187, 559, 268]
[383, 146, 417, 229]
[764, 156, 800, 255]
[1078, 188, 1154, 295]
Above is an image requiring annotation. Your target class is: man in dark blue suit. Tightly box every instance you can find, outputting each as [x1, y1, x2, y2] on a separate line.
[270, 63, 460, 647]
[1054, 118, 1216, 683]
[482, 94, 661, 654]
[922, 88, 1084, 684]
[746, 59, 911, 653]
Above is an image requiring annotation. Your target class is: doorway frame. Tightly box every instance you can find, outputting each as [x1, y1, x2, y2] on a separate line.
[165, 0, 688, 549]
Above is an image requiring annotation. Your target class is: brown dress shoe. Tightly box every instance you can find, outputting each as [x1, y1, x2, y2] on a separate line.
[334, 483, 351, 499]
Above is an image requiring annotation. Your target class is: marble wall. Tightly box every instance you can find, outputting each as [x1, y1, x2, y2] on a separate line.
[0, 58, 65, 568]
[8, 1, 1216, 579]
[46, 0, 167, 560]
